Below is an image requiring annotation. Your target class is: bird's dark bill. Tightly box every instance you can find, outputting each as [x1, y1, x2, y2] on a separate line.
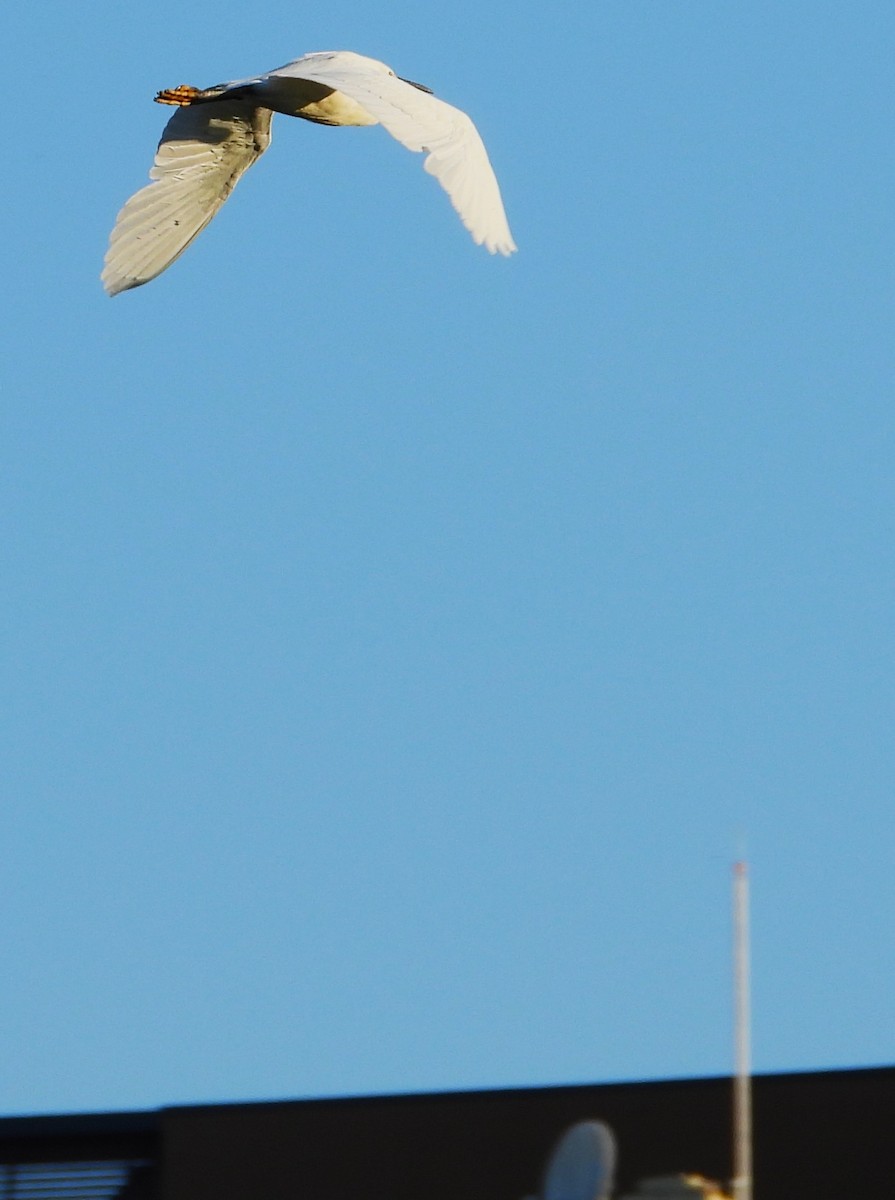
[399, 76, 433, 93]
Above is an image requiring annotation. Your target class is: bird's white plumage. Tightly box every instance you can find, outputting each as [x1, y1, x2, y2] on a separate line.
[102, 50, 515, 294]
[103, 102, 272, 295]
[264, 52, 517, 255]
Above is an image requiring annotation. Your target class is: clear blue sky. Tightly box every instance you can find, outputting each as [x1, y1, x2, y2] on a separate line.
[3, 3, 893, 1116]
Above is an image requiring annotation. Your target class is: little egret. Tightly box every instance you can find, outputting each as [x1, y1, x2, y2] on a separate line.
[102, 50, 516, 295]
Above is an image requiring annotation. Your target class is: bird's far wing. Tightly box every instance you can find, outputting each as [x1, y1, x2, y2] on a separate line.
[269, 53, 516, 255]
[102, 101, 273, 295]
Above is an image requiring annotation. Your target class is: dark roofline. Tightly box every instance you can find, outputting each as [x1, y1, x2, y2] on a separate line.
[2, 1062, 892, 1132]
[151, 1060, 893, 1118]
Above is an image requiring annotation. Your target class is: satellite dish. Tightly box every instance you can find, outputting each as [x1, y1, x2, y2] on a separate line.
[542, 1120, 617, 1200]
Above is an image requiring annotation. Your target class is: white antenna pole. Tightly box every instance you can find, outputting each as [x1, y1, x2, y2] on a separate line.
[732, 860, 753, 1200]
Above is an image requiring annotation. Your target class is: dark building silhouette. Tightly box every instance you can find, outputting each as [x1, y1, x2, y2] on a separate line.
[1, 1067, 891, 1200]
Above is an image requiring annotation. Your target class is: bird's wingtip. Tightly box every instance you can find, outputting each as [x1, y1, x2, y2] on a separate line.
[481, 233, 517, 256]
[102, 273, 134, 297]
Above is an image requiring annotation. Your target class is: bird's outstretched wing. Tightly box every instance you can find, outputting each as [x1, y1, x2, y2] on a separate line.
[102, 101, 273, 295]
[267, 52, 516, 255]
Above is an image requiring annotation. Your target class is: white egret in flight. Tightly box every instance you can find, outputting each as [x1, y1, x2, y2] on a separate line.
[102, 50, 516, 295]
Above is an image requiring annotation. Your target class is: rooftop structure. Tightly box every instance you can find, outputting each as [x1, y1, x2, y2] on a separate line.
[1, 1066, 891, 1200]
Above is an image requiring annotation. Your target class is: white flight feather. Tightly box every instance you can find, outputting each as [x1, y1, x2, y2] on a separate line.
[103, 102, 272, 295]
[264, 52, 517, 255]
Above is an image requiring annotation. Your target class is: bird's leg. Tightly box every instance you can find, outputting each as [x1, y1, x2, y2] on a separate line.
[154, 84, 202, 106]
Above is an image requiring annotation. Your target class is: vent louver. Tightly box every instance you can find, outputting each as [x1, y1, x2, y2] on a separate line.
[0, 1161, 151, 1200]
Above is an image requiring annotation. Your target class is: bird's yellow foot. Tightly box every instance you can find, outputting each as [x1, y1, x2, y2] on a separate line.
[155, 84, 201, 106]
